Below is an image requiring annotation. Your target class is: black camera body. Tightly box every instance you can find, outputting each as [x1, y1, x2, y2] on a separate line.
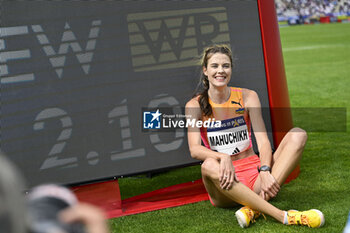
[27, 185, 86, 233]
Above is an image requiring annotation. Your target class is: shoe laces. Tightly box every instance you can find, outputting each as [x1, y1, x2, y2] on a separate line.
[240, 207, 255, 223]
[242, 207, 266, 223]
[288, 211, 310, 227]
[257, 211, 267, 221]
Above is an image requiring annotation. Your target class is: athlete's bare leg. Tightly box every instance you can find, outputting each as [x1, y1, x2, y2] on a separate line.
[201, 158, 285, 223]
[254, 127, 307, 200]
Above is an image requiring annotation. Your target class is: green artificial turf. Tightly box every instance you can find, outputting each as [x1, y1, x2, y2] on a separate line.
[110, 23, 350, 232]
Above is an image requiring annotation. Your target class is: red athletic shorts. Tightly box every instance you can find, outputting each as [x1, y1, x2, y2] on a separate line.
[208, 155, 260, 206]
[232, 154, 260, 190]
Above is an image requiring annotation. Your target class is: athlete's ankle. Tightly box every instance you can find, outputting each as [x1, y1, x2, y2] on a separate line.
[276, 210, 287, 224]
[283, 211, 288, 224]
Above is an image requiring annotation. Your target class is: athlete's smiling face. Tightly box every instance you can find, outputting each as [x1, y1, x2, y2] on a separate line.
[203, 52, 232, 88]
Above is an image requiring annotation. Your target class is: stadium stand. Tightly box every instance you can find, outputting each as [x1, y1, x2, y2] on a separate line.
[275, 0, 350, 25]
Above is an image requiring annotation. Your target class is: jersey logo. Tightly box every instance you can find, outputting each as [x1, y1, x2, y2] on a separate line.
[235, 108, 245, 114]
[231, 99, 245, 114]
[231, 99, 242, 108]
[232, 147, 240, 155]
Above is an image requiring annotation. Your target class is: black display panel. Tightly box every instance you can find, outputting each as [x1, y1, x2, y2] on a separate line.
[0, 1, 272, 187]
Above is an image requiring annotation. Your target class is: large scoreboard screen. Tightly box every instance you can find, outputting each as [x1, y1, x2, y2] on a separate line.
[1, 1, 274, 187]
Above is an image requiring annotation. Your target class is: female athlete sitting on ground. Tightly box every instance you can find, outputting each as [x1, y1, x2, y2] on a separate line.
[185, 44, 324, 228]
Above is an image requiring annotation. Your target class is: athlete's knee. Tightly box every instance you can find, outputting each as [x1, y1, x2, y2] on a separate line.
[201, 158, 219, 180]
[289, 127, 307, 149]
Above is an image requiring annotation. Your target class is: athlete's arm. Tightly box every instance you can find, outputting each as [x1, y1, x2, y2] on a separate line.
[185, 99, 224, 161]
[243, 89, 272, 166]
[185, 98, 237, 189]
[243, 89, 280, 199]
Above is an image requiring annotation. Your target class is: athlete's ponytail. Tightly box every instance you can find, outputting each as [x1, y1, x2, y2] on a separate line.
[194, 44, 233, 116]
[198, 71, 211, 116]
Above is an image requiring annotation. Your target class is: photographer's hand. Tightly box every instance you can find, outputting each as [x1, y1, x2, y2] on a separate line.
[60, 203, 109, 233]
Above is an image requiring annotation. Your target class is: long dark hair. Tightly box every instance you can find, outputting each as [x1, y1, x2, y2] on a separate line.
[194, 44, 233, 116]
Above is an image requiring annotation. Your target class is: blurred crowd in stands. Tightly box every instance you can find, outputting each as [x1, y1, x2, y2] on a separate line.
[275, 0, 350, 24]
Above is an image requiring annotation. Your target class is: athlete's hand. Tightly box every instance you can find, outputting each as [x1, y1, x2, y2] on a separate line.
[259, 171, 280, 200]
[219, 154, 238, 190]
